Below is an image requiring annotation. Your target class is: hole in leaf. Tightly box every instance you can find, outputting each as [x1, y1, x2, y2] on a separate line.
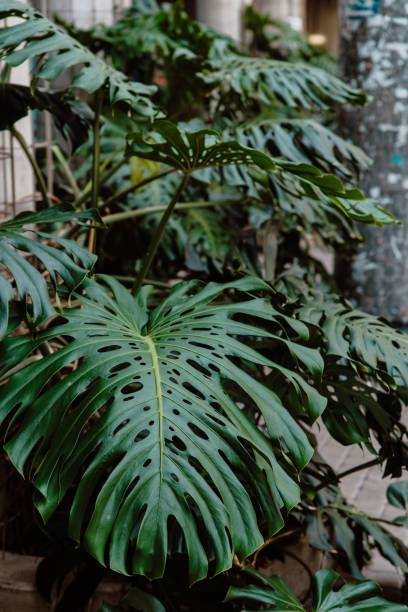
[121, 383, 143, 394]
[98, 345, 121, 353]
[188, 423, 209, 440]
[134, 429, 150, 443]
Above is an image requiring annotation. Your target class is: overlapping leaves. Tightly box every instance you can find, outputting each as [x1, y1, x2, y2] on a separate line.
[0, 277, 325, 582]
[224, 566, 407, 611]
[238, 118, 372, 179]
[0, 204, 100, 338]
[0, 1, 157, 116]
[200, 57, 368, 109]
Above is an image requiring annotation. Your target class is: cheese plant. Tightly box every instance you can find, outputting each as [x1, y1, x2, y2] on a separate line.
[0, 1, 408, 609]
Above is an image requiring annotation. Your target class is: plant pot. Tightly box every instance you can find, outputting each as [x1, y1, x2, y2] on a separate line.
[0, 551, 127, 611]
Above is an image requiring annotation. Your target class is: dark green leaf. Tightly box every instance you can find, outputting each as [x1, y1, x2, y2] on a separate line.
[0, 83, 93, 150]
[200, 57, 368, 110]
[0, 204, 100, 338]
[0, 1, 157, 116]
[224, 566, 407, 611]
[126, 120, 276, 174]
[0, 276, 323, 582]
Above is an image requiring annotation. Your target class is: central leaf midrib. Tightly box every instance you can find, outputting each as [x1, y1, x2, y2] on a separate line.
[145, 334, 164, 510]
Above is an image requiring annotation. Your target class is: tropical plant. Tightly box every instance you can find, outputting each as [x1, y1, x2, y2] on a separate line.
[0, 1, 408, 610]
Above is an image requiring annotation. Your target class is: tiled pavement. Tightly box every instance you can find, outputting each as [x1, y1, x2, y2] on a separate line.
[316, 424, 408, 599]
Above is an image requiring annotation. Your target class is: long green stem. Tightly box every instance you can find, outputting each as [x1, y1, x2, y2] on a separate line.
[132, 173, 189, 294]
[51, 145, 80, 199]
[102, 168, 175, 210]
[102, 197, 245, 225]
[11, 126, 49, 206]
[72, 155, 126, 210]
[312, 457, 382, 493]
[91, 89, 103, 210]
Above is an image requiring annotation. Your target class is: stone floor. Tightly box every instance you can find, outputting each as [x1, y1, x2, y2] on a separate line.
[317, 424, 408, 600]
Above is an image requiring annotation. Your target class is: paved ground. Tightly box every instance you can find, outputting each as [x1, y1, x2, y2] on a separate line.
[317, 425, 408, 601]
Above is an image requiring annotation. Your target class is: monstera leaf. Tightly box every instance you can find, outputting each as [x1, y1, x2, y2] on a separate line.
[224, 566, 407, 611]
[0, 83, 92, 150]
[126, 120, 276, 174]
[0, 276, 325, 582]
[238, 118, 372, 179]
[298, 292, 408, 387]
[0, 204, 100, 338]
[200, 57, 368, 109]
[0, 1, 157, 117]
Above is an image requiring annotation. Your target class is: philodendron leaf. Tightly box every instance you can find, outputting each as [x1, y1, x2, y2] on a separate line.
[224, 566, 408, 611]
[0, 1, 157, 117]
[0, 83, 93, 150]
[0, 204, 101, 339]
[200, 56, 369, 109]
[126, 120, 276, 174]
[99, 586, 165, 612]
[0, 276, 324, 582]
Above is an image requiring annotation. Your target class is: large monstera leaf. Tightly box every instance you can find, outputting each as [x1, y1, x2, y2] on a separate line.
[0, 1, 157, 117]
[0, 276, 325, 582]
[225, 566, 408, 611]
[200, 57, 368, 109]
[0, 204, 100, 338]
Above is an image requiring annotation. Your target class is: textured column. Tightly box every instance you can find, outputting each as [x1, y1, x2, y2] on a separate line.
[339, 0, 408, 323]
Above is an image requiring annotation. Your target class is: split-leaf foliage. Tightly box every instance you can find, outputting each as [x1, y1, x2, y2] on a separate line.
[1, 1, 408, 610]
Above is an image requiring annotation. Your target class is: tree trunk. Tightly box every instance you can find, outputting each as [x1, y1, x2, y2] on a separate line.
[339, 1, 408, 324]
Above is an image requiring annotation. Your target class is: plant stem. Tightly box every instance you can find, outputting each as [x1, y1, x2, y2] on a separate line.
[88, 89, 103, 253]
[91, 89, 103, 210]
[102, 168, 175, 210]
[132, 173, 189, 294]
[312, 457, 382, 493]
[102, 197, 245, 225]
[11, 126, 49, 206]
[51, 144, 80, 199]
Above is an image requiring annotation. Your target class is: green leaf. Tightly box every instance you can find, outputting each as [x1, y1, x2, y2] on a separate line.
[0, 204, 100, 339]
[238, 118, 372, 179]
[224, 566, 408, 611]
[0, 276, 322, 582]
[122, 586, 166, 611]
[312, 568, 407, 611]
[126, 120, 276, 174]
[200, 57, 368, 110]
[0, 83, 93, 150]
[224, 565, 304, 611]
[298, 293, 408, 388]
[387, 481, 408, 511]
[0, 1, 157, 117]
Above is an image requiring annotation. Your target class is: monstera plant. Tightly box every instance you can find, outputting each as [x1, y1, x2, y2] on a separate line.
[1, 1, 408, 610]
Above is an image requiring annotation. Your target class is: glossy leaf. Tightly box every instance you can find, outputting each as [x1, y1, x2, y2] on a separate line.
[0, 1, 157, 116]
[0, 204, 101, 338]
[200, 57, 368, 109]
[0, 276, 325, 582]
[224, 566, 407, 611]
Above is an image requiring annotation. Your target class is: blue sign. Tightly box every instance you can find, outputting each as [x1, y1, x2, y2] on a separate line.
[348, 0, 379, 19]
